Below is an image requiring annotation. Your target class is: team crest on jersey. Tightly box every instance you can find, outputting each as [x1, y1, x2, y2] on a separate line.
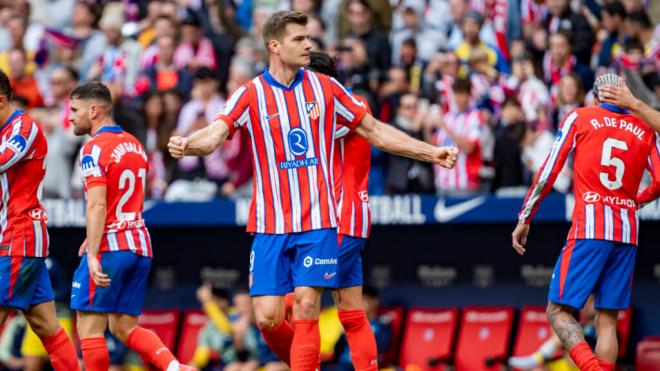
[305, 101, 320, 120]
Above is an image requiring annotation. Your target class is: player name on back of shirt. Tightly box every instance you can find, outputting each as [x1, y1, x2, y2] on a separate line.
[110, 141, 147, 163]
[588, 115, 648, 142]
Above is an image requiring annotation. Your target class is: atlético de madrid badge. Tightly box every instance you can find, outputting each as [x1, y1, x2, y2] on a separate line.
[305, 101, 320, 120]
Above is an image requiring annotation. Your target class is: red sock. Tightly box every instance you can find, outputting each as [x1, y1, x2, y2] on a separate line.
[285, 293, 295, 322]
[568, 342, 601, 371]
[338, 310, 378, 371]
[42, 328, 80, 371]
[80, 337, 109, 371]
[259, 320, 294, 366]
[126, 326, 177, 370]
[598, 359, 615, 371]
[291, 319, 320, 371]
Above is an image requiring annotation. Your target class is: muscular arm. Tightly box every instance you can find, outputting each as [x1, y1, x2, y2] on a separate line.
[169, 119, 231, 158]
[85, 185, 107, 257]
[599, 84, 660, 131]
[356, 113, 457, 167]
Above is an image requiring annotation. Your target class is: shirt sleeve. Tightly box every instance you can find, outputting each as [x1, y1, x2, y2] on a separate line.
[215, 85, 251, 139]
[0, 118, 39, 173]
[519, 110, 579, 224]
[80, 144, 107, 188]
[330, 78, 368, 131]
[638, 132, 660, 205]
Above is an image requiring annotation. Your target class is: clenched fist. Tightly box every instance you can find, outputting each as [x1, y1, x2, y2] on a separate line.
[434, 146, 459, 169]
[168, 136, 189, 159]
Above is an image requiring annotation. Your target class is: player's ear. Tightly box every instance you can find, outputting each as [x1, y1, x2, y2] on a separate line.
[269, 38, 279, 54]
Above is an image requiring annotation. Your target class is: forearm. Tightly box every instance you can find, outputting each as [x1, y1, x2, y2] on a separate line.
[360, 118, 437, 163]
[85, 203, 106, 256]
[630, 100, 660, 132]
[185, 121, 228, 156]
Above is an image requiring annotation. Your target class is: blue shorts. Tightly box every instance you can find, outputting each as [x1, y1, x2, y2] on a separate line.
[0, 257, 54, 311]
[71, 251, 152, 315]
[549, 239, 636, 310]
[249, 229, 338, 296]
[336, 235, 366, 289]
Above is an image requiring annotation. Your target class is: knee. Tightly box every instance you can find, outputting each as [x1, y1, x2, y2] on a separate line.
[254, 307, 283, 330]
[294, 295, 319, 319]
[546, 302, 566, 323]
[30, 318, 59, 339]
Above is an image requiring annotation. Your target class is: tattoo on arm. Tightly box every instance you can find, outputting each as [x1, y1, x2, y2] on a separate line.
[547, 302, 585, 350]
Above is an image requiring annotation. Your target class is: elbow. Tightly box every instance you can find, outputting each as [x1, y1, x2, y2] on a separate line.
[87, 202, 107, 214]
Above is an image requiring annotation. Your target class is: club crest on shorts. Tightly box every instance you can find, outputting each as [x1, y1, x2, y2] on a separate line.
[305, 101, 320, 120]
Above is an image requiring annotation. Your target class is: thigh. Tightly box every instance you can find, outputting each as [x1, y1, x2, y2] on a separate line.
[252, 295, 285, 328]
[77, 311, 109, 338]
[114, 256, 151, 316]
[594, 243, 636, 310]
[290, 229, 339, 289]
[249, 234, 293, 296]
[336, 235, 366, 289]
[548, 239, 608, 309]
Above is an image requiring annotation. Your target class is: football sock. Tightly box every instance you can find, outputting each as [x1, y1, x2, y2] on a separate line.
[80, 337, 109, 371]
[338, 310, 378, 371]
[126, 326, 177, 370]
[291, 319, 320, 371]
[259, 320, 294, 366]
[568, 341, 601, 371]
[598, 359, 615, 371]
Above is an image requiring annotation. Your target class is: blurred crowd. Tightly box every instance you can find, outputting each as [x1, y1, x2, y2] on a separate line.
[1, 0, 658, 199]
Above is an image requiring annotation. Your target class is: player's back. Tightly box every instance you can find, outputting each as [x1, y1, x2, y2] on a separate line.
[0, 110, 48, 257]
[570, 104, 655, 244]
[80, 126, 152, 256]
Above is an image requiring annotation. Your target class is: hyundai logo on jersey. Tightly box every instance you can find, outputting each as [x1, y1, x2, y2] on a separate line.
[582, 192, 602, 203]
[7, 134, 27, 153]
[288, 128, 308, 156]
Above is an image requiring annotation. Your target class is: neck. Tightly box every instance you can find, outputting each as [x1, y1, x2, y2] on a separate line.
[268, 58, 300, 87]
[90, 116, 115, 136]
[0, 104, 15, 126]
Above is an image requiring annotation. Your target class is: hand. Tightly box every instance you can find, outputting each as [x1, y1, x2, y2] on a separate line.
[87, 256, 111, 288]
[433, 146, 459, 168]
[196, 283, 212, 303]
[168, 136, 189, 159]
[220, 182, 236, 197]
[512, 223, 530, 255]
[598, 81, 637, 110]
[78, 239, 88, 257]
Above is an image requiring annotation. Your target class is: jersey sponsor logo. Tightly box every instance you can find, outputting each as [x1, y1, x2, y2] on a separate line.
[6, 134, 27, 153]
[303, 256, 313, 268]
[324, 272, 336, 279]
[582, 191, 601, 203]
[28, 208, 47, 221]
[359, 191, 369, 203]
[279, 157, 318, 170]
[107, 219, 145, 230]
[302, 256, 337, 268]
[287, 128, 308, 156]
[81, 154, 101, 178]
[305, 101, 320, 120]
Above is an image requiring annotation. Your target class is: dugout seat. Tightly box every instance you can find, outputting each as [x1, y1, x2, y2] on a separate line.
[176, 309, 208, 364]
[138, 309, 181, 350]
[636, 336, 660, 371]
[399, 307, 459, 371]
[378, 306, 405, 366]
[511, 305, 556, 369]
[454, 306, 514, 371]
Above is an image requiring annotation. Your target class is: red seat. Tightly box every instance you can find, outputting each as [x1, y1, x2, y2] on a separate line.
[399, 307, 459, 371]
[138, 309, 181, 350]
[377, 306, 404, 366]
[176, 309, 208, 364]
[511, 305, 554, 368]
[636, 337, 660, 371]
[616, 308, 632, 358]
[454, 307, 515, 371]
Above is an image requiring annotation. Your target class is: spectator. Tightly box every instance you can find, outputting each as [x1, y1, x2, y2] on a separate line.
[447, 0, 497, 51]
[492, 97, 526, 192]
[7, 48, 43, 107]
[138, 35, 194, 101]
[140, 15, 179, 70]
[377, 67, 409, 123]
[625, 10, 659, 72]
[468, 47, 504, 113]
[432, 78, 483, 194]
[543, 30, 593, 103]
[68, 1, 106, 82]
[174, 12, 217, 72]
[454, 11, 509, 77]
[397, 38, 423, 93]
[386, 93, 434, 193]
[222, 289, 260, 371]
[543, 0, 595, 65]
[423, 51, 460, 114]
[0, 15, 37, 76]
[142, 92, 171, 199]
[553, 73, 584, 131]
[390, 7, 447, 64]
[598, 1, 627, 69]
[175, 67, 227, 184]
[336, 37, 371, 93]
[345, 0, 392, 83]
[333, 285, 392, 370]
[338, 0, 393, 38]
[192, 284, 232, 369]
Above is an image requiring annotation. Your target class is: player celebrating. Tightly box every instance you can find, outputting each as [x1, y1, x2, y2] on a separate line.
[69, 82, 190, 371]
[168, 11, 458, 371]
[512, 74, 660, 371]
[0, 70, 80, 371]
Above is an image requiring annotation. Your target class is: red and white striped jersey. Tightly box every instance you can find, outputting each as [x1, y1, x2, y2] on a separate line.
[80, 126, 152, 256]
[519, 104, 660, 245]
[0, 110, 49, 257]
[217, 68, 368, 234]
[433, 109, 483, 191]
[333, 95, 371, 239]
[521, 0, 547, 24]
